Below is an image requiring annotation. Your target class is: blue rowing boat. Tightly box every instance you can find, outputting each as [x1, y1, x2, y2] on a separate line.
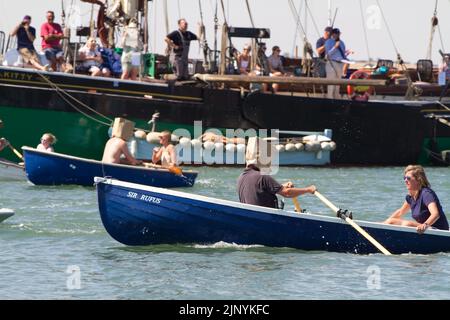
[22, 147, 197, 188]
[95, 177, 450, 254]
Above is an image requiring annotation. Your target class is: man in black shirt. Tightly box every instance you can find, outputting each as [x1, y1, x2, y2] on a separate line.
[315, 26, 332, 78]
[237, 138, 316, 209]
[10, 15, 48, 71]
[165, 19, 198, 81]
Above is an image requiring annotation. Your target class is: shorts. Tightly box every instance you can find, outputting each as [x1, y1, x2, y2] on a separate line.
[44, 47, 63, 61]
[18, 48, 40, 64]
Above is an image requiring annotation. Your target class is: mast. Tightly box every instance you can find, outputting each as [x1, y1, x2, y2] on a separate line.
[327, 0, 332, 26]
[143, 0, 149, 53]
[213, 0, 219, 72]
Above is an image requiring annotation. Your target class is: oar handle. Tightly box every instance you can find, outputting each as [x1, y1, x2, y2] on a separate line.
[292, 197, 302, 213]
[8, 144, 24, 161]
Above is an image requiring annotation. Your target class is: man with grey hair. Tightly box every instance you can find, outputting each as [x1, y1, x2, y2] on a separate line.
[237, 137, 316, 209]
[165, 19, 198, 81]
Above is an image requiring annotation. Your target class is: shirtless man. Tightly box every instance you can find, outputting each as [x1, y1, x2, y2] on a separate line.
[102, 136, 141, 165]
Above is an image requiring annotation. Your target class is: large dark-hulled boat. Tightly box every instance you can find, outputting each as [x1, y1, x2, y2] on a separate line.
[1, 0, 449, 166]
[1, 66, 449, 165]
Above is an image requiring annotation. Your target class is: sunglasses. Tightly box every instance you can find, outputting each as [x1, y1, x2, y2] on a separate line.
[403, 176, 413, 182]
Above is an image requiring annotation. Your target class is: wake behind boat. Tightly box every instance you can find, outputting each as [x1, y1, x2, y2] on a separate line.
[95, 177, 450, 254]
[0, 158, 26, 181]
[22, 147, 197, 188]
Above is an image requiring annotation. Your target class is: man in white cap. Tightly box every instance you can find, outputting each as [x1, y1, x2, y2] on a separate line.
[237, 137, 316, 209]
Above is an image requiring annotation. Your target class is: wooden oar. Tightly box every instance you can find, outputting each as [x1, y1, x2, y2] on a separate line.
[143, 162, 183, 175]
[292, 198, 302, 213]
[8, 143, 24, 161]
[314, 191, 392, 255]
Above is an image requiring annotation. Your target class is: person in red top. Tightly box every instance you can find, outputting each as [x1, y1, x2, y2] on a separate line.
[40, 10, 68, 72]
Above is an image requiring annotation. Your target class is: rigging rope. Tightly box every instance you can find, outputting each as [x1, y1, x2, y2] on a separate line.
[359, 0, 372, 63]
[305, 0, 320, 38]
[245, 0, 255, 28]
[36, 72, 156, 132]
[437, 25, 446, 53]
[288, 0, 307, 41]
[426, 0, 439, 60]
[291, 0, 303, 57]
[375, 0, 400, 56]
[37, 73, 112, 126]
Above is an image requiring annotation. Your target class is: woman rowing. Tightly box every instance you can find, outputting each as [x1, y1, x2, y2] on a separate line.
[384, 165, 449, 233]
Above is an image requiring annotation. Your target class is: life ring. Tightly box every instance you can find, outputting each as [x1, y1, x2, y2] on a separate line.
[347, 70, 373, 101]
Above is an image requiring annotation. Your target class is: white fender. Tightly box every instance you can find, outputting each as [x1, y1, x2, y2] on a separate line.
[214, 142, 224, 151]
[320, 141, 332, 151]
[305, 141, 321, 152]
[191, 139, 202, 148]
[134, 130, 147, 139]
[295, 142, 304, 151]
[146, 132, 160, 143]
[203, 141, 215, 150]
[179, 137, 191, 148]
[236, 144, 246, 153]
[285, 143, 296, 152]
[225, 143, 236, 152]
[275, 144, 285, 152]
[329, 141, 337, 151]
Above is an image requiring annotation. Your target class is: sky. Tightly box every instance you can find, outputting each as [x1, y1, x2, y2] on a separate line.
[0, 0, 449, 64]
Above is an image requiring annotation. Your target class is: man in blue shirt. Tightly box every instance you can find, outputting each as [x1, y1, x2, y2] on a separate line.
[324, 28, 348, 99]
[10, 15, 49, 71]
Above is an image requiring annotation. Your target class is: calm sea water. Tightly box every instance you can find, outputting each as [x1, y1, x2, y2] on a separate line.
[1, 166, 450, 299]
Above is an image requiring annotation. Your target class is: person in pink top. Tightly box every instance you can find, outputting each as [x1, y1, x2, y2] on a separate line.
[40, 11, 68, 72]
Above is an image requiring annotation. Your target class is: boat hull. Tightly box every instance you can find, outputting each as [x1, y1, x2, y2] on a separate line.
[23, 147, 197, 188]
[0, 209, 14, 223]
[96, 178, 450, 254]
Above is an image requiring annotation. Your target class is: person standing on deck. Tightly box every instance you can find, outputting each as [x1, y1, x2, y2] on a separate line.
[165, 19, 198, 81]
[384, 165, 449, 233]
[324, 28, 348, 99]
[237, 137, 316, 209]
[315, 26, 333, 78]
